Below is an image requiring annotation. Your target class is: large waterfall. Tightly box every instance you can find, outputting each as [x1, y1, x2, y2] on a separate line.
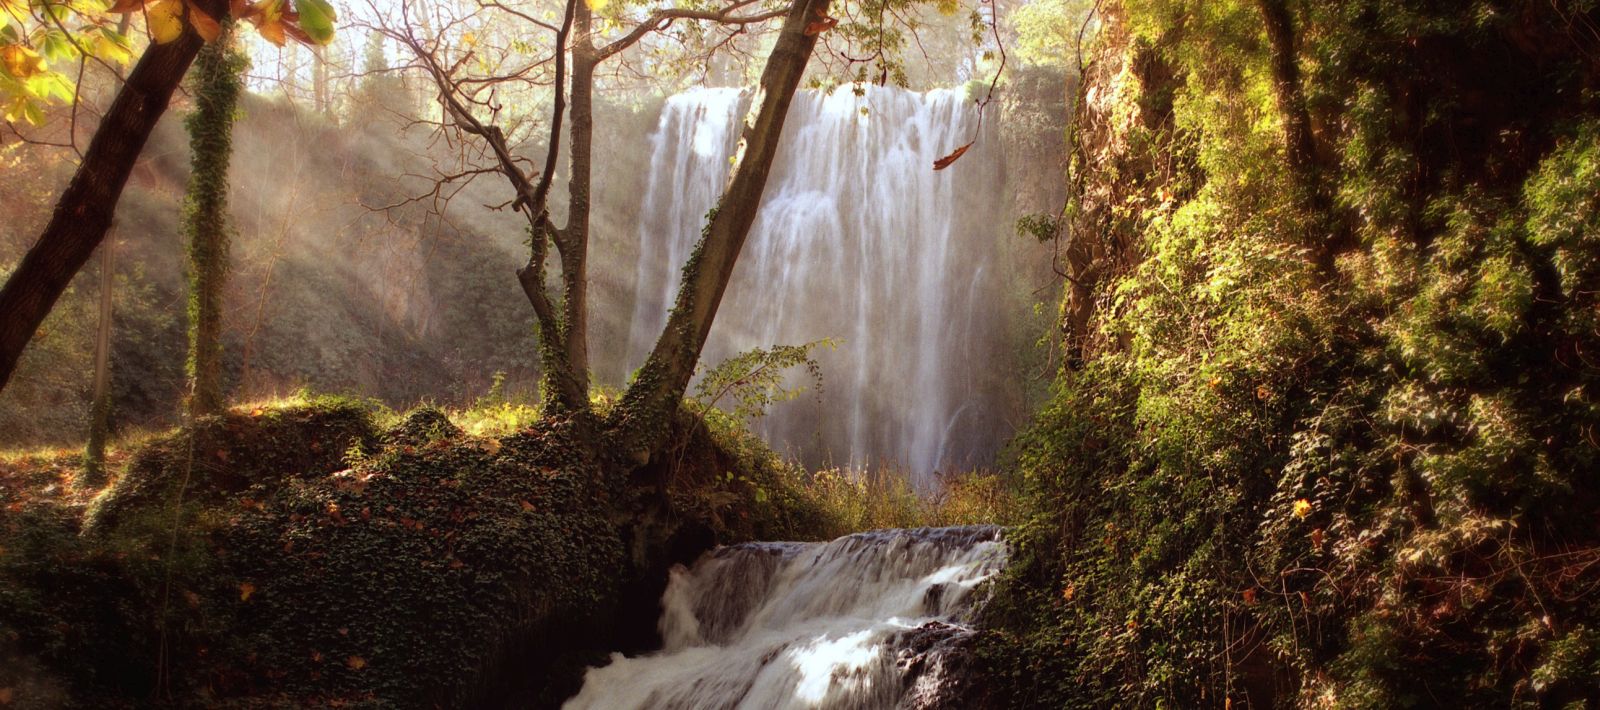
[627, 86, 1012, 482]
[564, 526, 1005, 709]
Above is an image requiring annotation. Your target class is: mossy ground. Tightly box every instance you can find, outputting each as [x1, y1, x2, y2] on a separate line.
[0, 393, 873, 708]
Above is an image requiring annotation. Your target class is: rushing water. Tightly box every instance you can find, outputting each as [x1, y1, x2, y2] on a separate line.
[627, 86, 1011, 483]
[564, 526, 1006, 710]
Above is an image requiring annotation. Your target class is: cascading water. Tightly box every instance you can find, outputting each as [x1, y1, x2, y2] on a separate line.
[564, 526, 1005, 710]
[627, 86, 1012, 483]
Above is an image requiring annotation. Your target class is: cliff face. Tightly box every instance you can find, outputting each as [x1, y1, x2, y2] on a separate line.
[982, 1, 1600, 706]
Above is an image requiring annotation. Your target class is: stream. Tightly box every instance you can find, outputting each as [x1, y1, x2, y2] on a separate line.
[563, 526, 1006, 709]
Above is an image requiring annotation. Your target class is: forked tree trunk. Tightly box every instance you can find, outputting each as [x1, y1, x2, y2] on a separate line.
[0, 11, 217, 395]
[609, 0, 832, 461]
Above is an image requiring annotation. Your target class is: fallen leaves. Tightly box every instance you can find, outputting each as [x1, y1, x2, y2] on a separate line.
[238, 581, 256, 602]
[346, 655, 366, 670]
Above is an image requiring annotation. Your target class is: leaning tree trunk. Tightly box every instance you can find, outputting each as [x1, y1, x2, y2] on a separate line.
[0, 8, 219, 395]
[182, 27, 245, 418]
[609, 0, 832, 463]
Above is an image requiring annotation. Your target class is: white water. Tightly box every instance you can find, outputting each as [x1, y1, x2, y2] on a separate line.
[564, 526, 1006, 710]
[627, 86, 1010, 483]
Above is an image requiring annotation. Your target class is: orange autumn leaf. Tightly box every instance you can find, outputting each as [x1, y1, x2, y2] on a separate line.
[238, 581, 256, 601]
[346, 655, 367, 670]
[189, 4, 222, 41]
[1242, 587, 1258, 605]
[0, 687, 13, 705]
[933, 141, 973, 171]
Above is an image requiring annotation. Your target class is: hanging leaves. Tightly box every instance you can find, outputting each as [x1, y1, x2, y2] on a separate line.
[144, 0, 186, 43]
[932, 140, 973, 170]
[108, 0, 336, 47]
[1, 0, 139, 124]
[292, 0, 335, 45]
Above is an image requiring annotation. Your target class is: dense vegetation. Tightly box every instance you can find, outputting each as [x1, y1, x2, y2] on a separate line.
[978, 1, 1600, 706]
[3, 0, 1599, 705]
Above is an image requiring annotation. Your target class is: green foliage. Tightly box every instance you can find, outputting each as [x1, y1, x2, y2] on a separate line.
[0, 0, 132, 125]
[981, 1, 1600, 707]
[1007, 0, 1097, 68]
[691, 338, 835, 423]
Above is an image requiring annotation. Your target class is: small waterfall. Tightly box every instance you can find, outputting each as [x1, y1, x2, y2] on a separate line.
[564, 526, 1006, 710]
[627, 85, 1010, 483]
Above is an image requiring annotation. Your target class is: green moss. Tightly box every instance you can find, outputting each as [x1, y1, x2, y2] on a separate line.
[979, 2, 1600, 706]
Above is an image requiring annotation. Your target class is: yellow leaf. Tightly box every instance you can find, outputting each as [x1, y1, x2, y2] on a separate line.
[146, 0, 185, 44]
[346, 655, 367, 670]
[0, 45, 43, 80]
[584, 0, 606, 11]
[1292, 498, 1312, 519]
[238, 581, 256, 601]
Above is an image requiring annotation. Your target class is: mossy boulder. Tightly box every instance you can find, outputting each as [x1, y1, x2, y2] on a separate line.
[85, 397, 380, 534]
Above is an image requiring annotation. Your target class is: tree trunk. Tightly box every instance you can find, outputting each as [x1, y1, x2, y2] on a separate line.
[609, 0, 831, 461]
[1256, 0, 1317, 185]
[1254, 0, 1339, 267]
[183, 28, 245, 418]
[83, 233, 115, 486]
[560, 4, 597, 406]
[0, 9, 218, 395]
[314, 49, 331, 119]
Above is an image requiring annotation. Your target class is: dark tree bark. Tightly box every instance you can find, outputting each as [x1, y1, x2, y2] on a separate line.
[1254, 0, 1341, 268]
[610, 0, 832, 460]
[0, 13, 217, 394]
[1256, 0, 1318, 187]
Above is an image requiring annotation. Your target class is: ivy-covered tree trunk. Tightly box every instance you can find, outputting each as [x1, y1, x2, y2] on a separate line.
[609, 0, 832, 462]
[0, 9, 219, 395]
[182, 28, 246, 418]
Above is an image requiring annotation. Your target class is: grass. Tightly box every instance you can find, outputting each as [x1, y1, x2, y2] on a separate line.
[795, 466, 1023, 538]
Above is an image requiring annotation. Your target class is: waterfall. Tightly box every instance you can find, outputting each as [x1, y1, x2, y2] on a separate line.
[627, 85, 1011, 483]
[564, 526, 1006, 710]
